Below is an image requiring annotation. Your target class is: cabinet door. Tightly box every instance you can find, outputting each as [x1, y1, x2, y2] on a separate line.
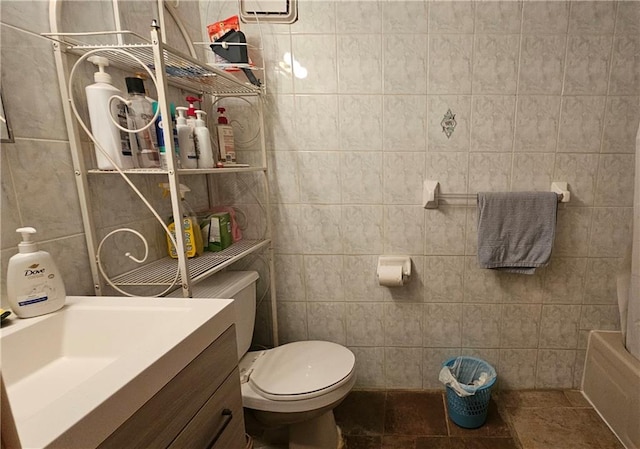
[168, 369, 245, 449]
[98, 326, 238, 449]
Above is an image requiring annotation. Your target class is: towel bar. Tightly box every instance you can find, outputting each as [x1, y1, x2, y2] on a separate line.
[423, 180, 570, 209]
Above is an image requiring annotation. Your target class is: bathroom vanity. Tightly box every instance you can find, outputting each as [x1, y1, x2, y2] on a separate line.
[0, 296, 246, 449]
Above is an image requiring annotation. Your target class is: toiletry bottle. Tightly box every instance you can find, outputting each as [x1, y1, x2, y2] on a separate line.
[176, 107, 198, 169]
[125, 77, 160, 168]
[160, 183, 204, 258]
[195, 110, 215, 169]
[7, 227, 66, 318]
[154, 102, 180, 170]
[215, 107, 236, 163]
[185, 96, 200, 129]
[85, 56, 135, 170]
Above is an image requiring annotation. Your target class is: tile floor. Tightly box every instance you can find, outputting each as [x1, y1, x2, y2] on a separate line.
[248, 389, 625, 449]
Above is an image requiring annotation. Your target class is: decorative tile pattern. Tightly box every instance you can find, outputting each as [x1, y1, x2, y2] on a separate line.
[441, 108, 457, 139]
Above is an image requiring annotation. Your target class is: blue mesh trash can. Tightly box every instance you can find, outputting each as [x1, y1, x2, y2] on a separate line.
[442, 356, 497, 429]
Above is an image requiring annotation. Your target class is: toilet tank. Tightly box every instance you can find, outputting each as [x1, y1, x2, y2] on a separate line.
[168, 271, 259, 359]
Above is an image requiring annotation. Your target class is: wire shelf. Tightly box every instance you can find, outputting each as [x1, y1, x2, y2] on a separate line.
[41, 30, 262, 96]
[87, 166, 267, 175]
[111, 239, 270, 286]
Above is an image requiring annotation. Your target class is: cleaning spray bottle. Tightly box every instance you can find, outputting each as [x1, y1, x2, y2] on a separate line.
[176, 106, 198, 169]
[185, 96, 201, 129]
[195, 110, 215, 169]
[159, 183, 204, 258]
[7, 227, 66, 318]
[85, 56, 135, 170]
[215, 107, 236, 163]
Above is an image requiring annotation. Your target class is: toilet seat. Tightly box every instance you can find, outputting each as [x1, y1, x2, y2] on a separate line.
[239, 341, 356, 413]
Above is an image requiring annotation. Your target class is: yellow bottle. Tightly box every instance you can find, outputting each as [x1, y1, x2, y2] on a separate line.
[159, 183, 204, 258]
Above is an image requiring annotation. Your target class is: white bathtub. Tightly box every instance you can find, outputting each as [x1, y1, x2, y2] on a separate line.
[582, 331, 640, 449]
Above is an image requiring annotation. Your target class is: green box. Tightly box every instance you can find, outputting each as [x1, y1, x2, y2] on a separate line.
[204, 212, 232, 252]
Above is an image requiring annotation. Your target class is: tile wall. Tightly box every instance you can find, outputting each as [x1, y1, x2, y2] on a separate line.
[203, 0, 640, 389]
[0, 1, 637, 391]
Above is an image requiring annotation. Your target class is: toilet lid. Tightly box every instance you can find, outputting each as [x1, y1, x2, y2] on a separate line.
[249, 341, 355, 399]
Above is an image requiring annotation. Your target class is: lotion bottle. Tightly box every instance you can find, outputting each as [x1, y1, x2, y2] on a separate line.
[176, 106, 198, 169]
[194, 110, 215, 169]
[85, 56, 134, 170]
[7, 227, 66, 318]
[215, 107, 236, 163]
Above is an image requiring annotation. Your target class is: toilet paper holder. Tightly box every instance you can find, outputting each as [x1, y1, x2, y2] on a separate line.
[377, 256, 412, 281]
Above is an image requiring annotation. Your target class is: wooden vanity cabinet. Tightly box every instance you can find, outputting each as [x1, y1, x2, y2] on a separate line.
[98, 325, 246, 449]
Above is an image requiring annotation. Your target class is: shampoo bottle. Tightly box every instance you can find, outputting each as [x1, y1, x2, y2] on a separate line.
[215, 107, 236, 163]
[176, 106, 198, 169]
[125, 77, 160, 168]
[7, 227, 66, 318]
[85, 56, 134, 170]
[195, 110, 215, 169]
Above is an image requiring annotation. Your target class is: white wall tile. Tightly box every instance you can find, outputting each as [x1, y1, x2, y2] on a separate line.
[274, 254, 305, 301]
[468, 153, 512, 193]
[461, 303, 502, 348]
[303, 255, 344, 301]
[501, 304, 542, 348]
[341, 206, 384, 255]
[350, 347, 385, 388]
[515, 96, 561, 152]
[382, 96, 427, 151]
[383, 1, 429, 34]
[428, 34, 474, 94]
[473, 34, 520, 94]
[602, 96, 640, 153]
[543, 257, 587, 304]
[383, 34, 427, 94]
[341, 152, 383, 204]
[470, 96, 516, 152]
[615, 1, 640, 34]
[463, 257, 503, 303]
[424, 207, 467, 255]
[563, 36, 613, 95]
[277, 302, 308, 343]
[568, 1, 617, 34]
[307, 302, 346, 344]
[424, 256, 465, 303]
[557, 96, 606, 153]
[299, 205, 343, 254]
[385, 347, 423, 388]
[383, 152, 425, 204]
[298, 152, 341, 203]
[424, 303, 462, 347]
[589, 207, 634, 257]
[346, 303, 385, 346]
[511, 153, 555, 192]
[475, 1, 522, 34]
[595, 154, 636, 207]
[383, 205, 425, 255]
[292, 35, 337, 94]
[553, 154, 599, 207]
[428, 2, 474, 34]
[294, 95, 339, 150]
[522, 2, 570, 34]
[609, 36, 640, 95]
[425, 152, 469, 196]
[580, 304, 620, 331]
[553, 208, 592, 256]
[423, 348, 459, 389]
[518, 35, 566, 95]
[343, 255, 384, 302]
[292, 1, 336, 34]
[584, 258, 620, 305]
[337, 35, 382, 94]
[384, 303, 424, 346]
[539, 305, 581, 349]
[535, 349, 575, 388]
[268, 151, 300, 203]
[339, 95, 383, 151]
[336, 1, 383, 34]
[499, 349, 538, 389]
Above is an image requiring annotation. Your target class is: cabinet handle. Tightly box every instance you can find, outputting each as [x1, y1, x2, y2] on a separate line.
[205, 408, 233, 449]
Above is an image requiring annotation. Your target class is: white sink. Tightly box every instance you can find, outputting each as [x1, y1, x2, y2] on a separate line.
[0, 295, 235, 449]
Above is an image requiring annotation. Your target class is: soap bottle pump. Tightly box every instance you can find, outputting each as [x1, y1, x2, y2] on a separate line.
[215, 107, 236, 163]
[176, 106, 198, 169]
[6, 227, 66, 318]
[185, 96, 201, 129]
[194, 110, 215, 169]
[85, 56, 135, 170]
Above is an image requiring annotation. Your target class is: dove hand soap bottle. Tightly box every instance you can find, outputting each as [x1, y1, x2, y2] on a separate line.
[7, 227, 66, 318]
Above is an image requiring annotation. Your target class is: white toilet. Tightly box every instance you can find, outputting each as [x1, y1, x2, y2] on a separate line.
[184, 271, 356, 449]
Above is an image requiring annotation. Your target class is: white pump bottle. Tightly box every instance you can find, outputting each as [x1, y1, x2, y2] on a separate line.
[176, 106, 198, 169]
[6, 227, 66, 318]
[195, 110, 215, 169]
[85, 56, 134, 170]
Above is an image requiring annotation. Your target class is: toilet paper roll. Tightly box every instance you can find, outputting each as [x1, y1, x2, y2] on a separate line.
[377, 265, 404, 287]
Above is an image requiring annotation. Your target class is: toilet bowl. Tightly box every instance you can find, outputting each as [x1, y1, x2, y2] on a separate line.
[177, 271, 356, 449]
